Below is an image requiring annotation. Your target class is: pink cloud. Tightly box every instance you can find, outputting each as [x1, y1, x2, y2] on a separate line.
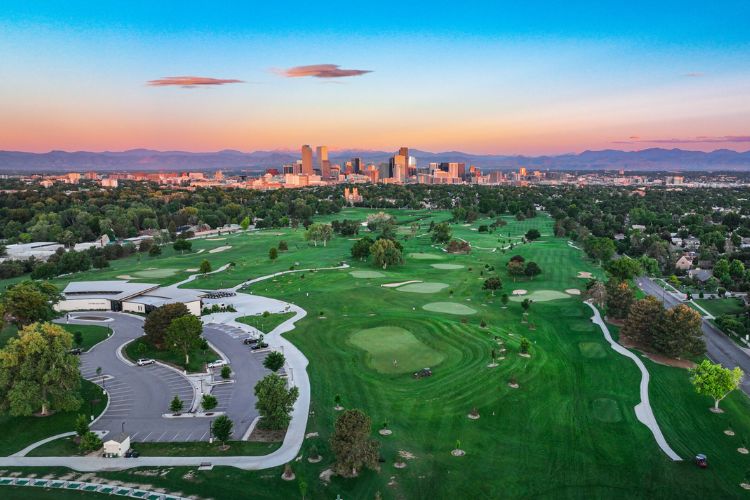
[147, 76, 244, 88]
[277, 64, 372, 79]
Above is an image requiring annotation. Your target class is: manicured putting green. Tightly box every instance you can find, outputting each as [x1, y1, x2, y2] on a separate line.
[350, 270, 386, 278]
[422, 302, 477, 315]
[509, 290, 570, 302]
[431, 263, 464, 270]
[408, 252, 445, 260]
[132, 268, 179, 278]
[396, 282, 449, 294]
[592, 398, 623, 422]
[578, 342, 607, 358]
[349, 326, 445, 374]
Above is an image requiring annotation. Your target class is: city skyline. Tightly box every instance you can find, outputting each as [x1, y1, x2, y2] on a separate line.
[1, 1, 749, 155]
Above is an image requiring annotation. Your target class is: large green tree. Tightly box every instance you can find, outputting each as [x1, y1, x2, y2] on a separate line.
[304, 223, 333, 247]
[1, 281, 60, 326]
[690, 360, 743, 411]
[654, 304, 705, 358]
[165, 315, 203, 367]
[143, 303, 190, 349]
[0, 322, 81, 416]
[431, 222, 452, 244]
[370, 238, 403, 270]
[351, 236, 373, 261]
[212, 415, 234, 447]
[330, 409, 380, 478]
[254, 373, 299, 430]
[620, 296, 664, 346]
[604, 280, 635, 320]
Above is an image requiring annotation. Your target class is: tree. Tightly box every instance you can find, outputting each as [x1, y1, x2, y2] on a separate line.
[149, 245, 162, 256]
[304, 223, 333, 247]
[519, 337, 531, 354]
[604, 280, 635, 320]
[75, 414, 90, 438]
[525, 229, 541, 241]
[173, 238, 192, 254]
[445, 239, 471, 254]
[240, 216, 251, 231]
[143, 303, 190, 349]
[370, 238, 403, 270]
[269, 247, 278, 261]
[521, 299, 532, 314]
[507, 260, 526, 281]
[254, 373, 299, 429]
[212, 414, 234, 446]
[620, 296, 664, 346]
[201, 394, 218, 412]
[79, 431, 102, 453]
[0, 281, 60, 326]
[586, 281, 607, 307]
[0, 322, 81, 416]
[199, 259, 212, 274]
[524, 262, 542, 279]
[264, 351, 286, 372]
[278, 240, 288, 251]
[221, 365, 232, 379]
[330, 409, 380, 478]
[351, 237, 374, 261]
[607, 258, 642, 280]
[500, 293, 509, 308]
[583, 236, 616, 264]
[165, 315, 203, 367]
[690, 360, 743, 411]
[170, 394, 184, 413]
[654, 304, 705, 358]
[482, 277, 502, 294]
[431, 222, 452, 244]
[73, 330, 83, 348]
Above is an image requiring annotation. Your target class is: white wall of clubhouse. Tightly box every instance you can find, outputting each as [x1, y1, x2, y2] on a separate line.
[55, 298, 111, 312]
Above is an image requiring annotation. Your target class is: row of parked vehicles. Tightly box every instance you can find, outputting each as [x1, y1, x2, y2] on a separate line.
[243, 337, 269, 350]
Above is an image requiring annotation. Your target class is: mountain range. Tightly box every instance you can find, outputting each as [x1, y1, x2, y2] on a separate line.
[1, 148, 750, 173]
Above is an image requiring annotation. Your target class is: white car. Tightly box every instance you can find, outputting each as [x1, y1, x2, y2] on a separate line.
[136, 358, 155, 366]
[207, 359, 227, 369]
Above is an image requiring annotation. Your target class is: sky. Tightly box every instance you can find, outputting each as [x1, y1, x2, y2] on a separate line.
[1, 1, 749, 155]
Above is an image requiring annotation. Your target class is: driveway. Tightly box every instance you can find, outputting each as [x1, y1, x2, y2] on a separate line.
[636, 276, 750, 395]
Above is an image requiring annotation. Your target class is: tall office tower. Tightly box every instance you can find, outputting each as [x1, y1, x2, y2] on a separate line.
[316, 146, 330, 178]
[398, 146, 409, 158]
[351, 157, 362, 174]
[519, 167, 527, 177]
[301, 145, 313, 176]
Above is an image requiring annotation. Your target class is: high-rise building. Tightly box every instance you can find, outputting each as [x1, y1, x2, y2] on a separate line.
[351, 157, 362, 174]
[316, 146, 330, 178]
[519, 167, 528, 177]
[301, 145, 313, 176]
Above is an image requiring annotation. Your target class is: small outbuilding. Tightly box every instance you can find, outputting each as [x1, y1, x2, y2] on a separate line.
[103, 433, 130, 458]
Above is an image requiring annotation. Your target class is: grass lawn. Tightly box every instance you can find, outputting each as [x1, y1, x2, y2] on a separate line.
[27, 437, 281, 457]
[349, 326, 445, 374]
[123, 337, 218, 373]
[5, 209, 750, 498]
[59, 324, 111, 351]
[0, 380, 107, 456]
[236, 311, 296, 334]
[694, 297, 746, 317]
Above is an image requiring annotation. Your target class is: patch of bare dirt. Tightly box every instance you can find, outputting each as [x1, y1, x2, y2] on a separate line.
[248, 426, 286, 442]
[619, 336, 696, 369]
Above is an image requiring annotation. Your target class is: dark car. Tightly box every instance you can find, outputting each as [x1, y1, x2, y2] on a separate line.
[125, 449, 140, 458]
[69, 347, 83, 355]
[243, 338, 258, 345]
[250, 342, 269, 350]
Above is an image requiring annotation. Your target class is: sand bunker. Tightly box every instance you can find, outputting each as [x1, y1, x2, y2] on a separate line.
[512, 289, 528, 296]
[510, 290, 570, 302]
[565, 289, 582, 295]
[195, 249, 205, 254]
[209, 245, 232, 254]
[422, 302, 477, 315]
[117, 275, 136, 280]
[431, 263, 464, 270]
[207, 238, 226, 241]
[382, 281, 422, 288]
[576, 271, 594, 279]
[350, 270, 385, 279]
[396, 282, 449, 294]
[408, 252, 445, 260]
[186, 268, 199, 272]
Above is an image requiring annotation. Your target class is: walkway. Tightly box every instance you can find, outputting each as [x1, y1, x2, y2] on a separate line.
[585, 301, 682, 461]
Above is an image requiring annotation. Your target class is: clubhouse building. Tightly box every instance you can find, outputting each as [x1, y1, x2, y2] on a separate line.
[56, 281, 204, 316]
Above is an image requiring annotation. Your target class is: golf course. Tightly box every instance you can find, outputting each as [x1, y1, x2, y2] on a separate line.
[3, 208, 750, 498]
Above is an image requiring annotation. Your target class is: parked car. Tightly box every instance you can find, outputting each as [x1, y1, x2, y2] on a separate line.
[243, 337, 259, 345]
[207, 359, 227, 368]
[136, 358, 155, 366]
[124, 449, 140, 458]
[250, 342, 269, 350]
[69, 347, 83, 355]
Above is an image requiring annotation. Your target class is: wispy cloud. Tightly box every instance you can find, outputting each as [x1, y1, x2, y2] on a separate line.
[147, 76, 244, 88]
[683, 72, 705, 78]
[613, 136, 750, 145]
[276, 64, 372, 79]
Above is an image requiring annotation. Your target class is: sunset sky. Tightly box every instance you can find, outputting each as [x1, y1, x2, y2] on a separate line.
[1, 1, 749, 155]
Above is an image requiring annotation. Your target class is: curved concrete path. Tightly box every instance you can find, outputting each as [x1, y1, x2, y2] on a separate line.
[585, 301, 682, 461]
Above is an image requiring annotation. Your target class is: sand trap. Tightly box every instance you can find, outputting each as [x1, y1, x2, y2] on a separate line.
[512, 289, 528, 296]
[382, 280, 422, 288]
[186, 268, 199, 272]
[117, 275, 136, 280]
[132, 268, 179, 278]
[396, 282, 449, 294]
[408, 252, 445, 261]
[195, 249, 205, 254]
[510, 290, 570, 302]
[209, 245, 232, 254]
[431, 263, 464, 270]
[350, 270, 386, 278]
[423, 302, 477, 315]
[565, 289, 582, 295]
[577, 271, 594, 279]
[207, 238, 226, 241]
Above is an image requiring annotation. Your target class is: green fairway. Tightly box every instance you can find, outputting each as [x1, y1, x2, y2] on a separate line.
[431, 263, 465, 269]
[422, 301, 477, 315]
[235, 311, 296, 334]
[349, 270, 386, 278]
[579, 342, 608, 358]
[395, 282, 449, 293]
[592, 398, 623, 422]
[349, 326, 445, 374]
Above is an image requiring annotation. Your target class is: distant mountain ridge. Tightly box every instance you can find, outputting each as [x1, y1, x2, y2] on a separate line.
[1, 147, 749, 173]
